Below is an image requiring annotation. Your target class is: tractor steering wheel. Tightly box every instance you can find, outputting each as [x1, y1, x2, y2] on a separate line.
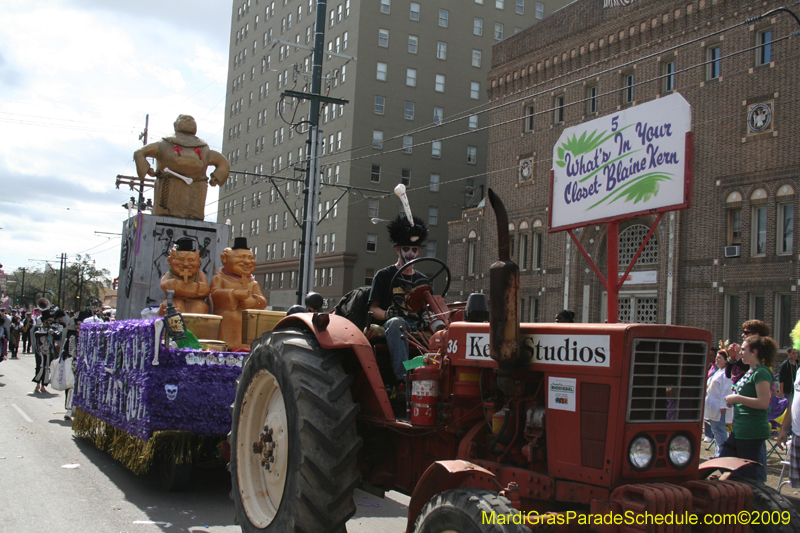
[389, 257, 451, 299]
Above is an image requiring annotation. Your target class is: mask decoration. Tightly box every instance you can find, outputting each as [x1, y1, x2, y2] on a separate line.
[164, 384, 179, 401]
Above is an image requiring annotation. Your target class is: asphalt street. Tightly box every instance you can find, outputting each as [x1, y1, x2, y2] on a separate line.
[0, 351, 409, 533]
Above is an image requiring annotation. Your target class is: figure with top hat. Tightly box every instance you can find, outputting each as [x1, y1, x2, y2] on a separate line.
[210, 237, 267, 350]
[157, 237, 211, 316]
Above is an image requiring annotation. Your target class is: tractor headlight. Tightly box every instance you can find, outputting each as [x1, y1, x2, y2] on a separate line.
[668, 434, 693, 469]
[628, 435, 654, 471]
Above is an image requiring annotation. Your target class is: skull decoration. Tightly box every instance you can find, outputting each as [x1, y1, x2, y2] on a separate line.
[164, 384, 179, 401]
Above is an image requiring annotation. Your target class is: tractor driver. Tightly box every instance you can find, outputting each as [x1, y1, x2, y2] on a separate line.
[369, 214, 430, 382]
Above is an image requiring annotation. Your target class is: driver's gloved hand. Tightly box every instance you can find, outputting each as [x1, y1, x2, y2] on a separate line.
[420, 312, 432, 330]
[385, 305, 403, 320]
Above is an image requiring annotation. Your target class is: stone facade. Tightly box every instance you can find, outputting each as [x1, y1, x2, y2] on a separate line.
[448, 0, 800, 348]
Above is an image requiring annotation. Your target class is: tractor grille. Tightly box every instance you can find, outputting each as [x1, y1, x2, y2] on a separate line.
[627, 339, 707, 422]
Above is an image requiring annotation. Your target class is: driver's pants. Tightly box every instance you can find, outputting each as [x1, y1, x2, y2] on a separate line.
[385, 317, 419, 381]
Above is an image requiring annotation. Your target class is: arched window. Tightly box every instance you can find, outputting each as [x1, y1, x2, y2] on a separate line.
[619, 224, 658, 267]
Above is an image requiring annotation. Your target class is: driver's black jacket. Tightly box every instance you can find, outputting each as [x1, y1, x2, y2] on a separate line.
[368, 265, 428, 322]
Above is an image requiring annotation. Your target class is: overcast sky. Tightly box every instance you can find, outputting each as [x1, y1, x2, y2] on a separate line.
[0, 0, 231, 280]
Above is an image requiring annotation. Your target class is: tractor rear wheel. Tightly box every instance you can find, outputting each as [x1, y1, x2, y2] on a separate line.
[414, 488, 531, 533]
[731, 477, 800, 533]
[229, 328, 362, 533]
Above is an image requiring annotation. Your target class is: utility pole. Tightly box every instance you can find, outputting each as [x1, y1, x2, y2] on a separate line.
[20, 268, 25, 307]
[290, 0, 349, 306]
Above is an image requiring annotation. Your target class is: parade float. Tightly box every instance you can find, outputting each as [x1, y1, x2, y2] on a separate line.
[72, 115, 284, 489]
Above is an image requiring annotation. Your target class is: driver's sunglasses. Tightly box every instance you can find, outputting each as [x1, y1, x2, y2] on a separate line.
[402, 246, 420, 253]
[742, 330, 755, 336]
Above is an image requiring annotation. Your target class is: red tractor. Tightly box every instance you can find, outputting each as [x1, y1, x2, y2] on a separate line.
[228, 190, 800, 532]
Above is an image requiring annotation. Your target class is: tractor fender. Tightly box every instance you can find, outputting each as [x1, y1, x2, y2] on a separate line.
[697, 456, 759, 478]
[406, 460, 501, 533]
[275, 313, 395, 421]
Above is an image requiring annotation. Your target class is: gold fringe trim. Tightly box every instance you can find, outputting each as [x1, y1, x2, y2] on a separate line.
[73, 408, 222, 475]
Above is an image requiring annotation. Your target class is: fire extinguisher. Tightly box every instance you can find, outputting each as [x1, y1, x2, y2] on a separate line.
[410, 365, 440, 426]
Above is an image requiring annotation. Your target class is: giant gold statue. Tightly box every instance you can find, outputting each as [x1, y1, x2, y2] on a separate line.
[210, 238, 267, 350]
[134, 115, 230, 220]
[157, 238, 211, 316]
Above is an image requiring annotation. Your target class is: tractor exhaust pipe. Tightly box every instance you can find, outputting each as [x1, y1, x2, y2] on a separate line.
[487, 188, 520, 365]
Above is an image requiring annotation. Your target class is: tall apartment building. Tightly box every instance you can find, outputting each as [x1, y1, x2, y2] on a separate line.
[447, 0, 799, 347]
[219, 0, 570, 310]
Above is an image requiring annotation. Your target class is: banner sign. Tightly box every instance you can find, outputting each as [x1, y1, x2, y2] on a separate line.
[550, 93, 691, 231]
[73, 319, 244, 441]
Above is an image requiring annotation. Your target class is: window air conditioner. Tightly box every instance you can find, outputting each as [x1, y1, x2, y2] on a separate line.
[724, 245, 741, 258]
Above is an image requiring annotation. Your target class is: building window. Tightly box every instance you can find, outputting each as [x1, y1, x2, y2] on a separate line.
[519, 233, 529, 270]
[474, 18, 483, 35]
[407, 68, 417, 87]
[757, 29, 772, 65]
[467, 231, 477, 275]
[433, 107, 443, 125]
[623, 73, 634, 104]
[378, 29, 389, 47]
[425, 240, 437, 258]
[408, 35, 418, 54]
[376, 62, 387, 81]
[430, 173, 440, 191]
[401, 169, 411, 186]
[525, 104, 535, 131]
[494, 23, 504, 40]
[439, 9, 448, 27]
[469, 115, 478, 130]
[470, 81, 480, 99]
[727, 207, 742, 246]
[365, 268, 375, 286]
[404, 101, 415, 120]
[496, 0, 504, 8]
[724, 294, 740, 343]
[535, 1, 544, 18]
[431, 141, 441, 158]
[750, 293, 766, 322]
[373, 130, 383, 149]
[410, 2, 420, 20]
[587, 86, 597, 114]
[516, 0, 524, 14]
[472, 49, 482, 68]
[330, 233, 336, 251]
[707, 45, 721, 80]
[435, 74, 445, 92]
[776, 294, 793, 349]
[367, 234, 377, 252]
[380, 0, 390, 14]
[752, 205, 767, 256]
[778, 201, 794, 255]
[663, 60, 675, 93]
[532, 230, 542, 269]
[371, 165, 381, 183]
[428, 207, 439, 225]
[554, 95, 565, 124]
[374, 95, 385, 114]
[619, 224, 658, 266]
[437, 41, 447, 60]
[403, 135, 413, 153]
[368, 199, 379, 218]
[467, 145, 477, 164]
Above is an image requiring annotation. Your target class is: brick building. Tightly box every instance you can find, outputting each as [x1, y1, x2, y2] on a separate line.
[447, 0, 800, 348]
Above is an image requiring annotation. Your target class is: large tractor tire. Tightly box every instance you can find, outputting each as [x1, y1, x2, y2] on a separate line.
[414, 488, 532, 533]
[731, 477, 800, 533]
[229, 328, 362, 533]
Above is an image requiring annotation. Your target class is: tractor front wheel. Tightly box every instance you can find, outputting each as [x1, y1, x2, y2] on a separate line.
[229, 328, 362, 533]
[731, 477, 800, 533]
[414, 488, 531, 533]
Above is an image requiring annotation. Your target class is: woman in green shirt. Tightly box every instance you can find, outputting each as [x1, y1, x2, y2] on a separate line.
[720, 334, 777, 480]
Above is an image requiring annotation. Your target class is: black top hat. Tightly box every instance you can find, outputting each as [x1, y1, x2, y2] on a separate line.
[232, 237, 249, 250]
[387, 214, 428, 247]
[41, 310, 52, 321]
[175, 237, 196, 252]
